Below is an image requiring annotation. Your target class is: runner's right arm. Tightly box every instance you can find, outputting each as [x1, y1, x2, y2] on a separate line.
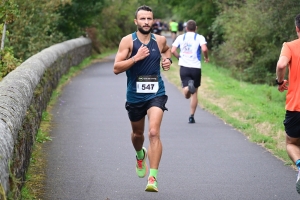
[113, 36, 150, 75]
[113, 36, 134, 75]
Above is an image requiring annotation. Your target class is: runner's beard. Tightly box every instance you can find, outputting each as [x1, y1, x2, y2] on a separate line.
[138, 26, 152, 34]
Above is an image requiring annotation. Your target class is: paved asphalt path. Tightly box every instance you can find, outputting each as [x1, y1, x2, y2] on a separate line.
[43, 37, 300, 200]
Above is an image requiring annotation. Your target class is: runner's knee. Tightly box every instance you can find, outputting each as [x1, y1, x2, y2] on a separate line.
[148, 128, 159, 139]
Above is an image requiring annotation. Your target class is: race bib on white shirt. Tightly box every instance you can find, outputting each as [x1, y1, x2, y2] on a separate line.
[136, 75, 159, 93]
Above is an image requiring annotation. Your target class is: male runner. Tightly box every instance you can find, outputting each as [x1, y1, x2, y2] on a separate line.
[171, 20, 209, 123]
[276, 13, 300, 194]
[113, 5, 172, 192]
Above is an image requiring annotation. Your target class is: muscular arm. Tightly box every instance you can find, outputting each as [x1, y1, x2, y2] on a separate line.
[113, 36, 134, 75]
[160, 36, 171, 59]
[159, 36, 172, 71]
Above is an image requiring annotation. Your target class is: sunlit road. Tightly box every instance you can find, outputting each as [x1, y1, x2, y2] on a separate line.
[43, 36, 300, 199]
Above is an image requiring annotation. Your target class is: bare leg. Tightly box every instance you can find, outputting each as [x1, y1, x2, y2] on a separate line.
[190, 88, 198, 115]
[147, 107, 163, 169]
[131, 117, 145, 151]
[286, 135, 300, 163]
[183, 86, 190, 99]
[183, 87, 199, 115]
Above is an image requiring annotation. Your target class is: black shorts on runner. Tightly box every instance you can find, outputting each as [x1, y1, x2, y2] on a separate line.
[283, 111, 300, 138]
[125, 95, 168, 122]
[180, 66, 201, 88]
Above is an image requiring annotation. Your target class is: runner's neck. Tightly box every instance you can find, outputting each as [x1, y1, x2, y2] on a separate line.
[136, 31, 151, 45]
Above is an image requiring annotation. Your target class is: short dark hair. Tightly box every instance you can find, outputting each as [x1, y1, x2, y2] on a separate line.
[135, 5, 152, 19]
[186, 20, 196, 31]
[295, 14, 300, 29]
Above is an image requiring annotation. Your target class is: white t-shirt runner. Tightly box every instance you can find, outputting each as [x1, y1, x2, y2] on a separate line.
[172, 32, 207, 69]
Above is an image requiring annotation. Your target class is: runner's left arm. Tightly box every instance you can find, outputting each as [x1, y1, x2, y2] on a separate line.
[201, 44, 209, 63]
[160, 36, 172, 71]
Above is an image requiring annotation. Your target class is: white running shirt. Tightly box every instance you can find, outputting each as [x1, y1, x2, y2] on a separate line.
[172, 32, 207, 68]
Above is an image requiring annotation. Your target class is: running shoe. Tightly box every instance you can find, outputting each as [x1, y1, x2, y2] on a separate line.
[145, 176, 158, 192]
[136, 147, 148, 178]
[189, 116, 195, 123]
[188, 80, 196, 94]
[296, 171, 300, 194]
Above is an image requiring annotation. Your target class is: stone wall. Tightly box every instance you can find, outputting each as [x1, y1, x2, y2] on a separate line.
[0, 37, 92, 198]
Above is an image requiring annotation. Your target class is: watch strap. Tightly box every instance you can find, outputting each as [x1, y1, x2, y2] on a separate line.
[166, 58, 172, 64]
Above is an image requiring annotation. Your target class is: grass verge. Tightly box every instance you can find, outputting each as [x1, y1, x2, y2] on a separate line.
[161, 57, 292, 167]
[20, 49, 117, 200]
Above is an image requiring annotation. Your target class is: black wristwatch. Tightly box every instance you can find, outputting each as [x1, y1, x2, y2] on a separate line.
[276, 78, 284, 85]
[166, 58, 172, 64]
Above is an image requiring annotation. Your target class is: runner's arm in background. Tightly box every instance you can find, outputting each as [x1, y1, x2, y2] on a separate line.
[201, 44, 209, 63]
[276, 56, 289, 82]
[171, 46, 179, 59]
[276, 55, 289, 92]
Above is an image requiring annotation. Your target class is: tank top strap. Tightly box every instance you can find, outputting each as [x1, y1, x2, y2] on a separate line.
[132, 32, 138, 41]
[151, 33, 156, 42]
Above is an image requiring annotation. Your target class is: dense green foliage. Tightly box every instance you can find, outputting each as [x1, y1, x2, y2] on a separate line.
[56, 0, 106, 39]
[93, 0, 173, 50]
[0, 0, 20, 78]
[163, 0, 300, 84]
[7, 0, 66, 61]
[211, 0, 299, 84]
[165, 0, 217, 47]
[1, 0, 300, 82]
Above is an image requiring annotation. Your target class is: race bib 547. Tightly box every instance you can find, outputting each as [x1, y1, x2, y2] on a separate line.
[136, 75, 159, 93]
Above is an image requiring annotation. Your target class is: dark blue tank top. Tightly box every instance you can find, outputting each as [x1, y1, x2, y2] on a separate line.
[126, 32, 165, 103]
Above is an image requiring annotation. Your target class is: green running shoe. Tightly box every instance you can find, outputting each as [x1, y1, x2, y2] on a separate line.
[145, 176, 158, 192]
[136, 147, 148, 178]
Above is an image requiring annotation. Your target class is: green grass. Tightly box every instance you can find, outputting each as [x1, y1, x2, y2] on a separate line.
[162, 57, 291, 166]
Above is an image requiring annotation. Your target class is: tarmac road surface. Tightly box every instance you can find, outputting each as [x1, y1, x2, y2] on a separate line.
[43, 36, 300, 199]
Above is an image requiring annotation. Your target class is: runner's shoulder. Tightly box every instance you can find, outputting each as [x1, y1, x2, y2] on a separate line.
[121, 34, 133, 43]
[153, 34, 166, 43]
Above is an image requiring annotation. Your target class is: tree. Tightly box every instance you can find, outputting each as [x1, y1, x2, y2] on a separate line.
[8, 0, 67, 60]
[56, 0, 106, 39]
[0, 0, 21, 78]
[91, 0, 172, 51]
[211, 0, 299, 84]
[161, 0, 218, 46]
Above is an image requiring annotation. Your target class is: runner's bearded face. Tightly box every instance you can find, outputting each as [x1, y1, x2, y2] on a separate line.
[135, 10, 153, 35]
[137, 25, 152, 34]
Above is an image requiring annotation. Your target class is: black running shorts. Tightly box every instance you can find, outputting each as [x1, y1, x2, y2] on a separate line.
[125, 95, 168, 122]
[283, 111, 300, 138]
[180, 66, 201, 88]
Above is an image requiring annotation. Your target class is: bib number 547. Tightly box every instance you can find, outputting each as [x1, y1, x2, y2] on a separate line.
[136, 82, 159, 93]
[142, 84, 154, 90]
